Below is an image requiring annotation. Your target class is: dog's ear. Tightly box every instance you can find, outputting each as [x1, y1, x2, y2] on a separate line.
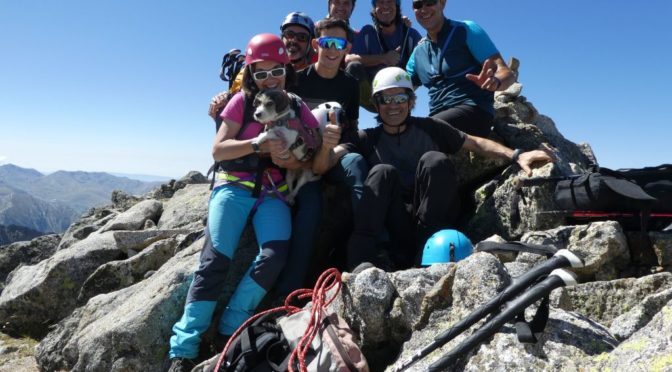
[269, 90, 290, 112]
[253, 93, 264, 107]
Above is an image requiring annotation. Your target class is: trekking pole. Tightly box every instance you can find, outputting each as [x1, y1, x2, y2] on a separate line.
[392, 249, 583, 372]
[427, 268, 578, 371]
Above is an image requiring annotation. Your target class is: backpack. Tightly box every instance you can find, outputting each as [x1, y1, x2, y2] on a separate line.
[211, 268, 369, 372]
[553, 169, 658, 213]
[218, 311, 292, 372]
[616, 164, 672, 213]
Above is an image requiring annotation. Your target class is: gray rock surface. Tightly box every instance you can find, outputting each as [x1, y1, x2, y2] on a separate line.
[157, 184, 210, 230]
[523, 221, 630, 280]
[35, 237, 201, 372]
[591, 297, 672, 371]
[552, 272, 672, 332]
[57, 207, 117, 250]
[100, 199, 163, 232]
[0, 234, 60, 293]
[651, 231, 672, 267]
[77, 231, 189, 303]
[0, 232, 124, 337]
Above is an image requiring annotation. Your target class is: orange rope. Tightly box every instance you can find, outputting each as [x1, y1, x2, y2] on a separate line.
[213, 268, 342, 372]
[289, 268, 341, 372]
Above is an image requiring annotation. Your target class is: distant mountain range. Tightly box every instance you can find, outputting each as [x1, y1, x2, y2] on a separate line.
[0, 224, 44, 246]
[0, 164, 162, 244]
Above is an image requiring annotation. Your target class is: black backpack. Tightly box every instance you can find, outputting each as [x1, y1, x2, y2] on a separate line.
[217, 310, 292, 372]
[616, 164, 672, 213]
[553, 168, 658, 213]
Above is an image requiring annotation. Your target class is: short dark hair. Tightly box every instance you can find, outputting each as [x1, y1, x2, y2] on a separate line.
[241, 64, 297, 99]
[315, 17, 354, 42]
[371, 4, 403, 29]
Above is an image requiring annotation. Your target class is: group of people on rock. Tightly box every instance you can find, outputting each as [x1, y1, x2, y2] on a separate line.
[168, 0, 553, 370]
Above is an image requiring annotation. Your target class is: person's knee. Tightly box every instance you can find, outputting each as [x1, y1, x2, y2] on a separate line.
[420, 151, 456, 175]
[367, 163, 398, 182]
[345, 61, 366, 80]
[340, 153, 368, 182]
[250, 241, 289, 290]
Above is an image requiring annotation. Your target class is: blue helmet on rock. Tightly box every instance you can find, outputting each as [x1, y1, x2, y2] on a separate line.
[421, 229, 473, 266]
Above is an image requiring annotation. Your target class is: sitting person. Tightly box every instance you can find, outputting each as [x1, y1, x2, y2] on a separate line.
[314, 67, 552, 271]
[167, 34, 319, 372]
[273, 17, 369, 294]
[406, 0, 515, 137]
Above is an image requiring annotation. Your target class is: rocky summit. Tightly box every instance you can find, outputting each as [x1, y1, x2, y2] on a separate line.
[0, 86, 671, 372]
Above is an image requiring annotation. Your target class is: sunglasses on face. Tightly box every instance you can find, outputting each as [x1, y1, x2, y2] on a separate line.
[317, 36, 348, 50]
[282, 30, 310, 43]
[252, 67, 286, 81]
[412, 0, 438, 10]
[375, 93, 410, 105]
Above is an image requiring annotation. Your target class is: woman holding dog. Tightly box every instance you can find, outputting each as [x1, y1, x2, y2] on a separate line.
[167, 33, 320, 371]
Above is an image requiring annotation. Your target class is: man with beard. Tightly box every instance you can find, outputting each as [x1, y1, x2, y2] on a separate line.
[280, 11, 318, 72]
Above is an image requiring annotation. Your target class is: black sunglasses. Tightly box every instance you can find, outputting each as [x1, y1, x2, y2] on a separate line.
[375, 93, 410, 105]
[412, 0, 438, 10]
[282, 30, 310, 43]
[252, 67, 286, 81]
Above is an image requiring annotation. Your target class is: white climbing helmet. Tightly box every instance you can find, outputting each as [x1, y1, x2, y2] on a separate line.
[311, 101, 345, 128]
[371, 66, 413, 95]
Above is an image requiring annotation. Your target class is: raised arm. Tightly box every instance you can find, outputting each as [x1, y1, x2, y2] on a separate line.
[313, 122, 349, 175]
[465, 55, 515, 92]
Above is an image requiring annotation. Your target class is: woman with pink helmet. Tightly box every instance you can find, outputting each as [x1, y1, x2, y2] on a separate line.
[167, 33, 319, 371]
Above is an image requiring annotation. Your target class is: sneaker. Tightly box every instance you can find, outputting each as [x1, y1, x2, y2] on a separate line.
[167, 357, 196, 372]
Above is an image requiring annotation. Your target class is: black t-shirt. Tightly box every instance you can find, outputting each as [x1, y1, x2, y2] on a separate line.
[342, 116, 466, 190]
[290, 64, 360, 132]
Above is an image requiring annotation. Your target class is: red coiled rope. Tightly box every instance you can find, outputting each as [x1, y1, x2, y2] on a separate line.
[213, 268, 342, 372]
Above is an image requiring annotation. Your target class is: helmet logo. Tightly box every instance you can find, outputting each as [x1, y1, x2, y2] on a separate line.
[278, 47, 285, 55]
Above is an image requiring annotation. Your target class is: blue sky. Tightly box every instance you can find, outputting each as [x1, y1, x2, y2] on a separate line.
[1, 1, 670, 179]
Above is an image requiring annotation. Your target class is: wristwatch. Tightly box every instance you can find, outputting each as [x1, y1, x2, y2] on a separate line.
[251, 139, 261, 153]
[511, 148, 522, 163]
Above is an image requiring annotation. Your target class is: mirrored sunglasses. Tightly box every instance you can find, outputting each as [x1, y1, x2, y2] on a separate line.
[252, 67, 286, 81]
[317, 36, 347, 50]
[282, 30, 310, 43]
[412, 0, 438, 10]
[375, 93, 410, 105]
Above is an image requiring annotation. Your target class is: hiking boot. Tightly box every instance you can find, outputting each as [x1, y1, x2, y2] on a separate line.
[167, 357, 196, 372]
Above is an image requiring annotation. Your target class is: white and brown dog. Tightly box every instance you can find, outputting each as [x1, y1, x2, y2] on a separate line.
[251, 90, 343, 204]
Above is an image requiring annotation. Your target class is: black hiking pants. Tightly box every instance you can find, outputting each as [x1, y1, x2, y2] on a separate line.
[347, 151, 460, 270]
[432, 104, 493, 138]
